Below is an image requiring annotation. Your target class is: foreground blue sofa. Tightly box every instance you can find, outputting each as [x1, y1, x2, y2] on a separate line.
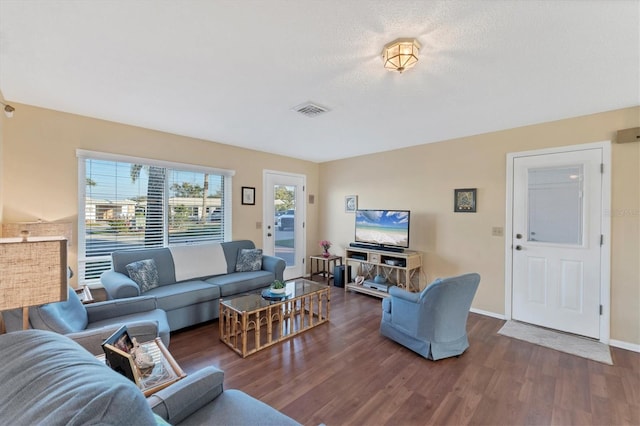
[380, 273, 480, 360]
[0, 330, 300, 425]
[101, 240, 286, 331]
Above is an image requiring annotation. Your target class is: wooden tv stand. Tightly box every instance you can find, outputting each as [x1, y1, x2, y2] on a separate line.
[344, 246, 423, 298]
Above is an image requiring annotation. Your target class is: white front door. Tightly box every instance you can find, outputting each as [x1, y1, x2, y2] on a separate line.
[263, 171, 306, 280]
[511, 148, 603, 339]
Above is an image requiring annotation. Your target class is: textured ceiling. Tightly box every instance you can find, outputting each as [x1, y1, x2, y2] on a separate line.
[1, 0, 638, 163]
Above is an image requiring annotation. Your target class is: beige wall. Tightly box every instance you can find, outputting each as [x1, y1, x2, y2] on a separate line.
[319, 107, 639, 345]
[0, 104, 320, 286]
[1, 103, 638, 345]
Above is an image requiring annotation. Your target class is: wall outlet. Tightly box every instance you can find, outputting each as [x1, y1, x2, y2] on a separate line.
[492, 226, 504, 237]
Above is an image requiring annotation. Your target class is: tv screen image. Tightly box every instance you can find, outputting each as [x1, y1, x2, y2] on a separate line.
[355, 209, 410, 248]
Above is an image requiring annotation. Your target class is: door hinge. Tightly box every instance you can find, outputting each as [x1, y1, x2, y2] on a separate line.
[600, 163, 604, 173]
[600, 305, 603, 315]
[600, 234, 604, 246]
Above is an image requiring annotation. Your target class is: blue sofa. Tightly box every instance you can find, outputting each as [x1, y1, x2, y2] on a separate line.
[0, 330, 300, 425]
[100, 240, 285, 331]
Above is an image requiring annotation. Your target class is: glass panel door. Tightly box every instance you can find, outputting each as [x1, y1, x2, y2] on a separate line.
[263, 171, 305, 280]
[274, 184, 296, 266]
[527, 165, 583, 244]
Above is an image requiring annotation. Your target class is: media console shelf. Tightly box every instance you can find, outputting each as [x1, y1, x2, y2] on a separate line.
[344, 247, 423, 298]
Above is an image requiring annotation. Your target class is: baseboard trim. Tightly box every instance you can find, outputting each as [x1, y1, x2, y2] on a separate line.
[609, 339, 640, 353]
[470, 308, 505, 320]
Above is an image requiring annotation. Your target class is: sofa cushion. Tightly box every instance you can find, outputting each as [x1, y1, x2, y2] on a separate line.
[169, 243, 227, 282]
[206, 270, 275, 297]
[113, 248, 176, 286]
[30, 287, 88, 334]
[235, 248, 263, 272]
[126, 259, 160, 293]
[0, 330, 156, 425]
[143, 280, 220, 312]
[221, 240, 256, 274]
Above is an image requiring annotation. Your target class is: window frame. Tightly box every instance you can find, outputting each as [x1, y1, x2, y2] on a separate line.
[77, 149, 235, 285]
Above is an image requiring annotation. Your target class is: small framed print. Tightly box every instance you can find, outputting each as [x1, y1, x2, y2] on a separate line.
[242, 187, 255, 205]
[345, 195, 358, 213]
[102, 325, 140, 385]
[454, 188, 477, 213]
[103, 343, 141, 385]
[102, 325, 134, 353]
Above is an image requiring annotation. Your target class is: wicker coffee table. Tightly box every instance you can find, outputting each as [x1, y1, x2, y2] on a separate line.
[219, 279, 330, 357]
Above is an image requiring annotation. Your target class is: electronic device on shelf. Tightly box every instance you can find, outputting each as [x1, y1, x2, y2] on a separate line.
[362, 280, 392, 292]
[353, 209, 410, 252]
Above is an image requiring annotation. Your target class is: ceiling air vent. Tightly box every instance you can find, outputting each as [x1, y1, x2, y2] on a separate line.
[292, 102, 329, 118]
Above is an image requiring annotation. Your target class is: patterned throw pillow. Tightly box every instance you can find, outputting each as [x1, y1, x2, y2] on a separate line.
[125, 259, 159, 293]
[235, 248, 263, 272]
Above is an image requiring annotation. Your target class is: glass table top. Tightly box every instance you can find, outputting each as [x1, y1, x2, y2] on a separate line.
[220, 279, 327, 312]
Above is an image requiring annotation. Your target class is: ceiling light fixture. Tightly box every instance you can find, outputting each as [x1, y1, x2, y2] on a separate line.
[381, 38, 420, 73]
[0, 101, 15, 118]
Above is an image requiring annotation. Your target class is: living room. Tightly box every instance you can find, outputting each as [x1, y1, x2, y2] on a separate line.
[0, 1, 639, 425]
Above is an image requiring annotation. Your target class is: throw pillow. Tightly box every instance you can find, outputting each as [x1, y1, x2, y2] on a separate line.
[126, 259, 159, 293]
[235, 248, 263, 272]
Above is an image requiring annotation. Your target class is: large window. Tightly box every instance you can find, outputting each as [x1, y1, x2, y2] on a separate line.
[78, 150, 234, 284]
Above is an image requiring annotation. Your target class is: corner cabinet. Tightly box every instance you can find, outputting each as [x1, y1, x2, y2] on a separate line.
[344, 247, 423, 298]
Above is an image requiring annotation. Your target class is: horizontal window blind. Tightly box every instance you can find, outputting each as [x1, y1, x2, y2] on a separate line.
[78, 151, 233, 284]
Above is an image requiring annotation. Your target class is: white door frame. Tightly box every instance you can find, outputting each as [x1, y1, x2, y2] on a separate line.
[504, 141, 611, 343]
[262, 169, 306, 280]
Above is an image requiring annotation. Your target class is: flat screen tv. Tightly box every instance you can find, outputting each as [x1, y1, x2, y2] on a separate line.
[354, 209, 410, 249]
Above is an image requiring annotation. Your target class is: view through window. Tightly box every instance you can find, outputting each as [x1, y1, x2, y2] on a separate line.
[78, 152, 232, 284]
[274, 184, 296, 266]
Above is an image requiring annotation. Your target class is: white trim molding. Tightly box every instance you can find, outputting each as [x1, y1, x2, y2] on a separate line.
[609, 340, 640, 353]
[470, 308, 505, 320]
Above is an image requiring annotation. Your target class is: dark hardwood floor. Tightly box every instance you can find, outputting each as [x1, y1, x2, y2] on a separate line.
[169, 282, 640, 426]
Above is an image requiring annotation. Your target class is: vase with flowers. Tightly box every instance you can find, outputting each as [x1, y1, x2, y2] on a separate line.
[319, 240, 332, 257]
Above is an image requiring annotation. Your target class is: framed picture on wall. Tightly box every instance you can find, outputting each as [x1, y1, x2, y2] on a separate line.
[345, 195, 358, 213]
[242, 187, 255, 205]
[454, 188, 477, 212]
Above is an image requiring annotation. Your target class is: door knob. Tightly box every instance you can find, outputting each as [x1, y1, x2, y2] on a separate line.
[267, 233, 272, 237]
[515, 245, 522, 250]
[516, 233, 523, 239]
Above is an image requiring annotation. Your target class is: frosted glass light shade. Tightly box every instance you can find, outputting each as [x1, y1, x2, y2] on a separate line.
[382, 38, 420, 73]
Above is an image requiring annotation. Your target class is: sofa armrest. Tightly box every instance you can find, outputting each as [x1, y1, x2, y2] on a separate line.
[100, 270, 141, 300]
[86, 296, 157, 323]
[148, 366, 225, 424]
[66, 320, 161, 356]
[261, 255, 286, 281]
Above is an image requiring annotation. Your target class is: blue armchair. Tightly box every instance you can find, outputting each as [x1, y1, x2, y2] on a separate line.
[380, 273, 480, 360]
[2, 287, 170, 355]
